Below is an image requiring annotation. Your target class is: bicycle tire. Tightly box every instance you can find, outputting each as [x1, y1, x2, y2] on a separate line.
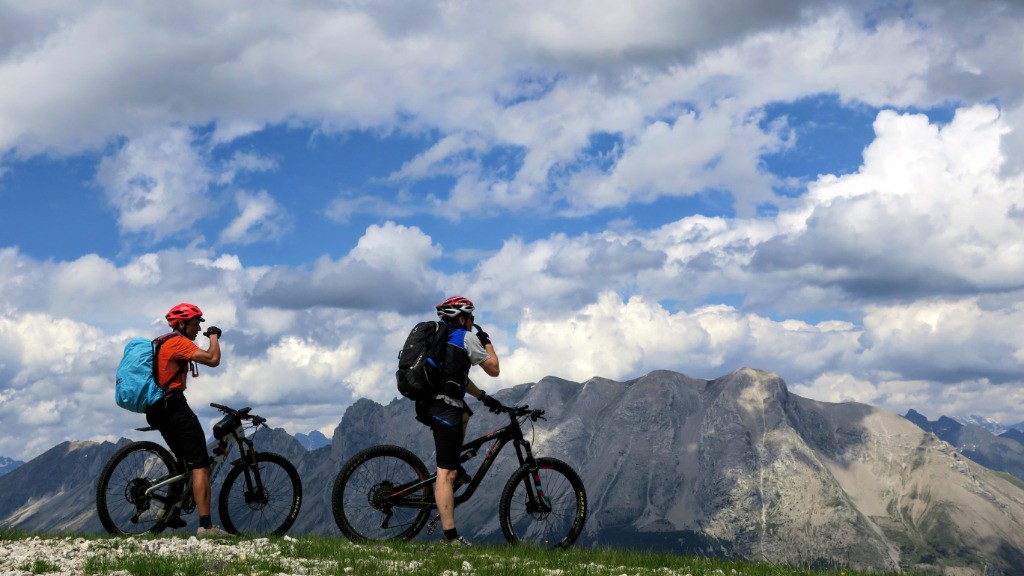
[332, 445, 431, 542]
[498, 457, 588, 548]
[218, 452, 302, 536]
[96, 441, 182, 535]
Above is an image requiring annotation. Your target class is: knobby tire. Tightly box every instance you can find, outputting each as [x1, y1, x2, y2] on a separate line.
[218, 452, 302, 536]
[95, 441, 182, 535]
[332, 445, 431, 542]
[498, 457, 587, 548]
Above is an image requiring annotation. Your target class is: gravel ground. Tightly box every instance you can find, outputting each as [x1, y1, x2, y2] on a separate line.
[0, 535, 300, 576]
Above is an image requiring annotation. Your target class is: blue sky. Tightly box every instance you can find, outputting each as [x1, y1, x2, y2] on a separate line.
[2, 1, 1024, 461]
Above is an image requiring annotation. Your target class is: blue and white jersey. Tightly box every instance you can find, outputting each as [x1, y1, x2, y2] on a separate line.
[439, 327, 490, 398]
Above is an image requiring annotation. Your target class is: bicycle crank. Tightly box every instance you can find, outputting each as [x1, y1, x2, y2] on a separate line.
[426, 514, 441, 535]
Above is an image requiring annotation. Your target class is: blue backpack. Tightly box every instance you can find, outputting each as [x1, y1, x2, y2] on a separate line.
[115, 333, 180, 413]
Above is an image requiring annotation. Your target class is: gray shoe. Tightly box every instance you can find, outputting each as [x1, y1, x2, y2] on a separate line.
[441, 535, 472, 546]
[197, 525, 234, 539]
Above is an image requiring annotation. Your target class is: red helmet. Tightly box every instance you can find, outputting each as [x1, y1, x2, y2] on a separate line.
[165, 303, 204, 326]
[436, 296, 475, 319]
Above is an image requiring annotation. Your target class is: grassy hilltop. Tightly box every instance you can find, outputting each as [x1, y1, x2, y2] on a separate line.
[0, 531, 874, 576]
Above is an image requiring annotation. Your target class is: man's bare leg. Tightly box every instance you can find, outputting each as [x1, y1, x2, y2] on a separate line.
[193, 467, 211, 515]
[435, 468, 458, 530]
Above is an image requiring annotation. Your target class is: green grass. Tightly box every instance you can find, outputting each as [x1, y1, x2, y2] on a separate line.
[994, 470, 1024, 492]
[0, 531, 881, 576]
[17, 557, 62, 574]
[0, 529, 32, 541]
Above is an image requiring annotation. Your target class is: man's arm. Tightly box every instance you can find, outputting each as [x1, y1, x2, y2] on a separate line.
[478, 343, 499, 377]
[190, 334, 221, 367]
[467, 378, 503, 413]
[466, 379, 485, 400]
[470, 325, 499, 377]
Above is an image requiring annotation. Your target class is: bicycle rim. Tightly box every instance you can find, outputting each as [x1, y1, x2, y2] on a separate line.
[332, 445, 430, 542]
[218, 452, 302, 536]
[95, 441, 180, 535]
[499, 457, 588, 548]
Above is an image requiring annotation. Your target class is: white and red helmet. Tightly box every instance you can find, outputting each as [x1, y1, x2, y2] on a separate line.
[435, 296, 475, 319]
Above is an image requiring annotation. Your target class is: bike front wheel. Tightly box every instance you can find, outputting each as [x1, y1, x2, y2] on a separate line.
[218, 452, 302, 536]
[96, 441, 182, 535]
[499, 457, 588, 548]
[332, 445, 431, 542]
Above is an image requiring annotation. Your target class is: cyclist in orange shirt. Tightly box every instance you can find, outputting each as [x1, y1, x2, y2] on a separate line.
[145, 303, 227, 537]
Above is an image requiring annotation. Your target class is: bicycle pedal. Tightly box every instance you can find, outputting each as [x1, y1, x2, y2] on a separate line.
[166, 516, 187, 529]
[426, 514, 441, 535]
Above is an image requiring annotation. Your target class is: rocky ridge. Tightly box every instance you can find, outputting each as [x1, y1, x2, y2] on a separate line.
[904, 409, 1024, 481]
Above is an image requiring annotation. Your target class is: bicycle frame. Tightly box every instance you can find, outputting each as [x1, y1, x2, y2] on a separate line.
[386, 411, 540, 510]
[142, 417, 259, 516]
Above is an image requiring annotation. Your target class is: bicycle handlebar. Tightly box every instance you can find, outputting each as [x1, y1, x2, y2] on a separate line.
[210, 403, 268, 426]
[501, 404, 546, 421]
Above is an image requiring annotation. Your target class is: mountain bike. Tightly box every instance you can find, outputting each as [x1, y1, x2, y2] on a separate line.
[331, 404, 587, 548]
[96, 403, 302, 536]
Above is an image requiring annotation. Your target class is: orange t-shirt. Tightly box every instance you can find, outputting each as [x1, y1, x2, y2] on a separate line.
[156, 335, 200, 393]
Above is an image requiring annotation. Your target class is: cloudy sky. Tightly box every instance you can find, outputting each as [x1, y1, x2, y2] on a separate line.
[2, 0, 1024, 461]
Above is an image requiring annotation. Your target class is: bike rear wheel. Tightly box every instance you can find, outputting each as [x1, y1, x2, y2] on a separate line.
[218, 452, 302, 536]
[499, 457, 587, 548]
[96, 441, 182, 535]
[332, 445, 431, 542]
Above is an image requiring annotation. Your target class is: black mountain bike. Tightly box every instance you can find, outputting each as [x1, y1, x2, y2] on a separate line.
[96, 403, 302, 536]
[331, 404, 587, 548]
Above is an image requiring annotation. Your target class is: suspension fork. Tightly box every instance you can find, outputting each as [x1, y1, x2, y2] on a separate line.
[515, 439, 551, 513]
[235, 436, 266, 499]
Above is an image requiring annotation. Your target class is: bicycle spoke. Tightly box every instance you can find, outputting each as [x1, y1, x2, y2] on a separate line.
[96, 442, 180, 535]
[333, 446, 430, 542]
[499, 458, 587, 548]
[346, 457, 421, 534]
[219, 453, 300, 536]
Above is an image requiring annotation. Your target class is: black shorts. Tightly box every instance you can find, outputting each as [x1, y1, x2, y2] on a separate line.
[415, 397, 473, 471]
[145, 393, 212, 470]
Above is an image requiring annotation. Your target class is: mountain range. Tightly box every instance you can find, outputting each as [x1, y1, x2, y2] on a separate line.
[947, 415, 1024, 437]
[0, 456, 24, 477]
[2, 368, 1024, 575]
[904, 409, 1024, 482]
[292, 430, 330, 451]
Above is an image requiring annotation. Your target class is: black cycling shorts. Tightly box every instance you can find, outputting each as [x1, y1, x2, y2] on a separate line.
[145, 393, 212, 470]
[416, 397, 472, 471]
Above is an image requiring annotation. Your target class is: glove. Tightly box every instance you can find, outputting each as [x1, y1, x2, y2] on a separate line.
[480, 392, 503, 414]
[203, 326, 222, 338]
[474, 324, 492, 347]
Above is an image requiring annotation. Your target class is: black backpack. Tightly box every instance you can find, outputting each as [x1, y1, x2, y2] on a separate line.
[395, 321, 448, 401]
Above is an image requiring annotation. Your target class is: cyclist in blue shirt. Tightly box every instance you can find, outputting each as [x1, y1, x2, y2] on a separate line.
[416, 296, 502, 546]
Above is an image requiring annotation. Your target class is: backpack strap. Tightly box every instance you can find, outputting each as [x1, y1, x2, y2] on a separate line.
[151, 333, 186, 392]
